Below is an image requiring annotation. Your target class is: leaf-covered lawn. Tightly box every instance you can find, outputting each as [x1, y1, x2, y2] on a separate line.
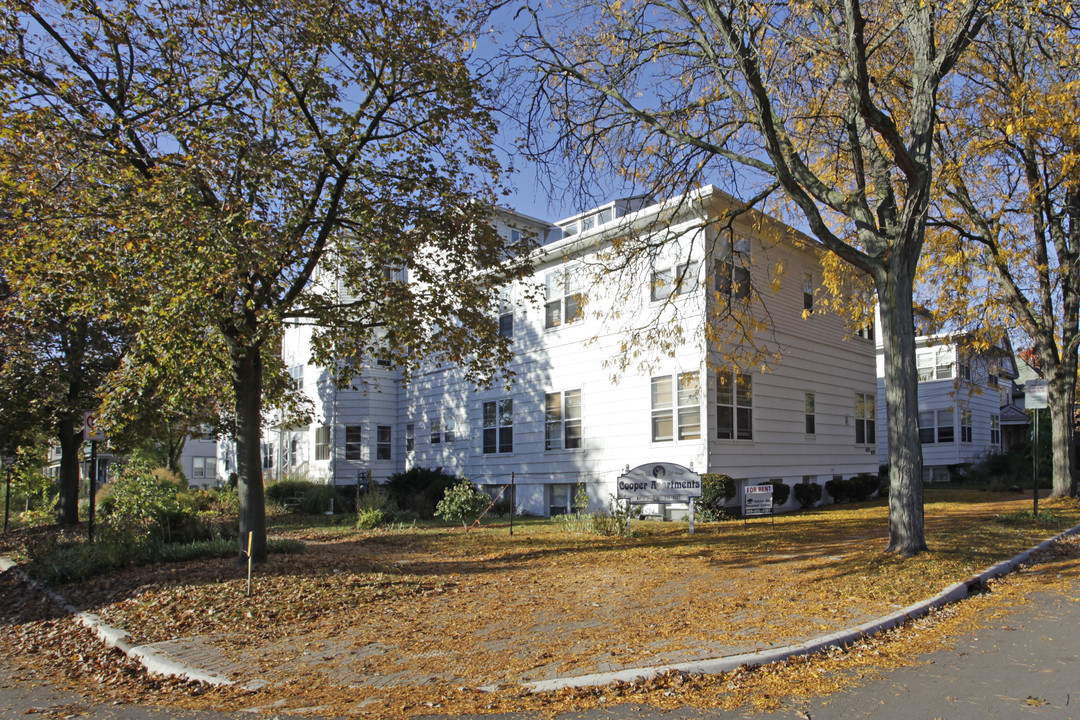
[5, 490, 1080, 717]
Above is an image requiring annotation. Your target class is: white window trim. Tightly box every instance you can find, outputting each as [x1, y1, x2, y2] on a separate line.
[546, 389, 583, 451]
[716, 370, 752, 441]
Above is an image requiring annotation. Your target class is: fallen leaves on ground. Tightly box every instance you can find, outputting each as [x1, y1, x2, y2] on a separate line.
[1, 491, 1078, 718]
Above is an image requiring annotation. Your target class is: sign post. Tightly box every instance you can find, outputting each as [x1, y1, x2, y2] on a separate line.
[1026, 380, 1049, 517]
[83, 412, 106, 542]
[616, 463, 703, 535]
[2, 456, 13, 535]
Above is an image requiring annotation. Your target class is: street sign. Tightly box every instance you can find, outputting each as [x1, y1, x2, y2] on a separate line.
[1025, 380, 1049, 410]
[82, 412, 106, 442]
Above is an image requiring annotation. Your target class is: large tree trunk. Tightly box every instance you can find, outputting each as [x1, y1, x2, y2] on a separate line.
[231, 344, 267, 564]
[1046, 368, 1077, 497]
[56, 414, 81, 525]
[876, 269, 928, 556]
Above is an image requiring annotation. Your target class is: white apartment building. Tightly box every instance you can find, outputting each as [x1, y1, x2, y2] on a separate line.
[243, 186, 880, 516]
[875, 328, 1020, 482]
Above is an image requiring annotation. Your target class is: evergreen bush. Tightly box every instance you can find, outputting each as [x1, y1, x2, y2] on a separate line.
[793, 482, 823, 508]
[700, 473, 737, 515]
[768, 480, 791, 507]
[386, 466, 461, 519]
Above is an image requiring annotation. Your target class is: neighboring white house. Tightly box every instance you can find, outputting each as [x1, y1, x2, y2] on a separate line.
[875, 325, 1020, 482]
[237, 186, 880, 516]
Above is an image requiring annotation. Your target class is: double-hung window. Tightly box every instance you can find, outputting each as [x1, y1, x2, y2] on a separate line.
[714, 234, 751, 302]
[544, 266, 583, 329]
[483, 399, 513, 454]
[545, 390, 582, 450]
[405, 423, 414, 454]
[314, 425, 330, 461]
[802, 272, 814, 313]
[430, 417, 442, 445]
[651, 261, 700, 301]
[990, 414, 1001, 446]
[345, 426, 363, 460]
[651, 373, 701, 442]
[919, 409, 955, 444]
[855, 392, 875, 444]
[498, 287, 513, 338]
[376, 426, 392, 460]
[805, 392, 816, 435]
[717, 370, 752, 440]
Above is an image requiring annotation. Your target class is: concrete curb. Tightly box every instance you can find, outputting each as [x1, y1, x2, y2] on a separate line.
[4, 521, 1080, 693]
[520, 521, 1080, 693]
[0, 556, 232, 686]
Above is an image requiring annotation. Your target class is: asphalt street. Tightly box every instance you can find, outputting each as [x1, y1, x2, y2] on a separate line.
[2, 579, 1078, 720]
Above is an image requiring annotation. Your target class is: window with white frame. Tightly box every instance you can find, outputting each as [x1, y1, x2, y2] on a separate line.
[288, 365, 304, 391]
[482, 399, 513, 454]
[544, 265, 583, 329]
[345, 425, 363, 459]
[937, 408, 955, 442]
[855, 392, 875, 444]
[935, 348, 954, 379]
[548, 483, 584, 516]
[430, 417, 442, 445]
[802, 271, 814, 313]
[714, 233, 751, 301]
[651, 260, 699, 301]
[717, 370, 752, 440]
[805, 392, 816, 435]
[315, 425, 330, 461]
[405, 423, 414, 453]
[919, 409, 954, 443]
[855, 324, 875, 341]
[498, 287, 513, 338]
[960, 408, 972, 442]
[990, 414, 1001, 446]
[261, 442, 274, 469]
[651, 373, 700, 442]
[545, 389, 582, 450]
[192, 457, 216, 479]
[444, 416, 456, 443]
[376, 426, 392, 460]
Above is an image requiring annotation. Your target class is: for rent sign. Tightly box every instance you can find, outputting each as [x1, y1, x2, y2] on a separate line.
[616, 463, 703, 502]
[743, 484, 773, 517]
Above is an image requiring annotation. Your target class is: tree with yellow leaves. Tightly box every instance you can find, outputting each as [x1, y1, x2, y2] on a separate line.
[926, 1, 1078, 497]
[515, 0, 987, 555]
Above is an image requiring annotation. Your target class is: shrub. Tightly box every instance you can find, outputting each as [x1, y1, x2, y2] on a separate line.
[355, 507, 389, 529]
[768, 480, 791, 507]
[556, 486, 592, 533]
[700, 473, 737, 516]
[824, 477, 850, 504]
[101, 462, 210, 545]
[435, 480, 490, 527]
[793, 482, 823, 508]
[386, 467, 461, 519]
[850, 473, 879, 501]
[299, 483, 347, 514]
[265, 479, 316, 509]
[589, 495, 635, 536]
[355, 487, 396, 529]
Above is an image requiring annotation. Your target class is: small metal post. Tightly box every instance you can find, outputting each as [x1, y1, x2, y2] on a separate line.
[246, 532, 254, 597]
[509, 472, 515, 537]
[688, 497, 695, 535]
[88, 440, 98, 543]
[3, 461, 12, 535]
[1033, 409, 1039, 517]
